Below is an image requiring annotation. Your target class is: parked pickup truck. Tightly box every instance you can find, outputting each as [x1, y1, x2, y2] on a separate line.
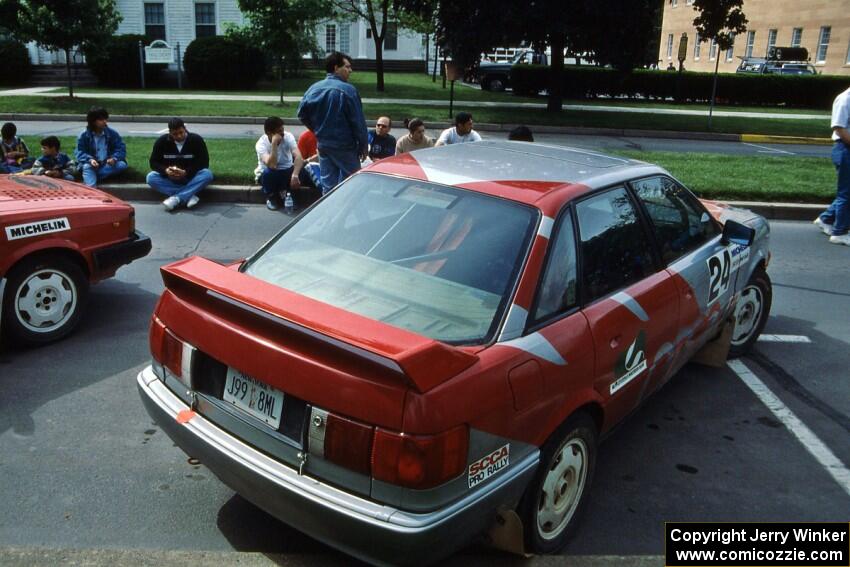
[477, 50, 548, 92]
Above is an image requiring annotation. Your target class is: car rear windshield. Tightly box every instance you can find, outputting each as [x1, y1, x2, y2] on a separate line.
[242, 172, 538, 344]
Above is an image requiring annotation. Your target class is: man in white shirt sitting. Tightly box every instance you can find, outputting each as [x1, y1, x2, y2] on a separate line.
[256, 116, 304, 212]
[435, 112, 482, 146]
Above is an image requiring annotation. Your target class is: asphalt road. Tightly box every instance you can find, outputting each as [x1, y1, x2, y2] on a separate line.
[11, 120, 832, 158]
[1, 205, 848, 565]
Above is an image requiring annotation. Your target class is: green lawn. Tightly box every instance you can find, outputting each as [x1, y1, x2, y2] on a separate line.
[4, 96, 832, 138]
[42, 137, 834, 202]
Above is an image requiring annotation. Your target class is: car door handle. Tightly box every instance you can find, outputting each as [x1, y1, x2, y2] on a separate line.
[609, 336, 621, 349]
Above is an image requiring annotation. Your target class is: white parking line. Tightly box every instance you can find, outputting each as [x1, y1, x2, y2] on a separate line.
[742, 142, 795, 156]
[757, 334, 812, 343]
[727, 359, 850, 498]
[129, 129, 168, 135]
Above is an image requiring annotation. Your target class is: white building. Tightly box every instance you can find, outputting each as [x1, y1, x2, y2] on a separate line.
[26, 0, 430, 68]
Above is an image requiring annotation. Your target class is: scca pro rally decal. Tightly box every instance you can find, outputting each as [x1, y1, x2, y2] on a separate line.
[610, 331, 647, 395]
[706, 244, 751, 305]
[4, 217, 71, 241]
[468, 444, 510, 488]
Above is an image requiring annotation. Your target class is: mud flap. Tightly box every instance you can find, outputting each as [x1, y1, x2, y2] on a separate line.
[484, 508, 532, 557]
[691, 320, 733, 368]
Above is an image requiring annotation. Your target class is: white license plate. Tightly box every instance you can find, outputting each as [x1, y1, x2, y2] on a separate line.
[223, 368, 284, 429]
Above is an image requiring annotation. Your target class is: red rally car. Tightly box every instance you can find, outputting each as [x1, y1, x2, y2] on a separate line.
[138, 142, 771, 565]
[0, 175, 151, 345]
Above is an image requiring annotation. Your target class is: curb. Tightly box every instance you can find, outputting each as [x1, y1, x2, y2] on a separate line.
[0, 112, 806, 143]
[100, 184, 824, 222]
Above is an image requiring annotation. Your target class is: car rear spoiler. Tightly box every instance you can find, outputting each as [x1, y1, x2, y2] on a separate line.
[160, 256, 479, 393]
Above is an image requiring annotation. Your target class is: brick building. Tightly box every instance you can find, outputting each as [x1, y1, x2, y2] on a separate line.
[658, 0, 850, 76]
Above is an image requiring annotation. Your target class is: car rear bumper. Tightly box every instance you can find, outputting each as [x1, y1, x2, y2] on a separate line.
[137, 366, 539, 566]
[92, 230, 151, 273]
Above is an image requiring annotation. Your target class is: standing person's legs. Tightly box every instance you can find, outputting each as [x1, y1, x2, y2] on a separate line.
[830, 144, 850, 237]
[819, 143, 849, 229]
[319, 149, 360, 194]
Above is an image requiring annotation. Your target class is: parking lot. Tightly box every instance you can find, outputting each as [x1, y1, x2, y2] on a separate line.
[1, 204, 847, 565]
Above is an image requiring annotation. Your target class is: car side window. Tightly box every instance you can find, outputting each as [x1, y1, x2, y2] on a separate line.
[532, 212, 578, 322]
[632, 176, 720, 264]
[577, 187, 655, 302]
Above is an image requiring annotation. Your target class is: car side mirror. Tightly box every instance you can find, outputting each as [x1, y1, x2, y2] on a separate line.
[721, 220, 755, 247]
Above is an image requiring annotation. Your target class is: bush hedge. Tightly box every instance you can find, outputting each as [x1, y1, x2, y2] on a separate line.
[84, 34, 166, 87]
[0, 39, 31, 86]
[511, 64, 850, 109]
[184, 36, 265, 90]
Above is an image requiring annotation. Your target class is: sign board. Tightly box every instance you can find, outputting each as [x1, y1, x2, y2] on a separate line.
[145, 40, 174, 64]
[677, 33, 688, 63]
[444, 61, 464, 81]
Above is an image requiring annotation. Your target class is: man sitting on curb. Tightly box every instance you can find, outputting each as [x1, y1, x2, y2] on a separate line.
[256, 116, 303, 211]
[435, 112, 482, 146]
[75, 107, 128, 187]
[32, 136, 77, 181]
[147, 118, 213, 211]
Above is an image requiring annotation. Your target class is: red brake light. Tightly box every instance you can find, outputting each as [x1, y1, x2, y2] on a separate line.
[372, 425, 469, 490]
[149, 316, 183, 378]
[324, 413, 374, 475]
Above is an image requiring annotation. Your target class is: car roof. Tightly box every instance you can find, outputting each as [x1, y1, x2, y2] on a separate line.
[366, 141, 665, 210]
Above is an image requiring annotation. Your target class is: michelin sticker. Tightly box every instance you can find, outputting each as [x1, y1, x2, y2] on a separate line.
[468, 444, 510, 488]
[610, 331, 647, 395]
[5, 217, 71, 241]
[706, 244, 751, 305]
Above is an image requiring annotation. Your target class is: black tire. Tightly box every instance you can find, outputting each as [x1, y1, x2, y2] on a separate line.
[728, 267, 772, 358]
[2, 254, 89, 346]
[485, 76, 506, 92]
[518, 412, 597, 554]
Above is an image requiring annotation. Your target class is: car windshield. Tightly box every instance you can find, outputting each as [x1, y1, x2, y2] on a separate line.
[243, 172, 538, 344]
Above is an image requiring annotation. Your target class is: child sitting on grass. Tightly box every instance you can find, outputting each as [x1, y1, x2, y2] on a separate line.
[32, 136, 77, 181]
[1, 122, 35, 173]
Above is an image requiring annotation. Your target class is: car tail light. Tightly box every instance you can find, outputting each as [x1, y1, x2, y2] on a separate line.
[323, 413, 374, 475]
[372, 425, 469, 490]
[149, 316, 194, 385]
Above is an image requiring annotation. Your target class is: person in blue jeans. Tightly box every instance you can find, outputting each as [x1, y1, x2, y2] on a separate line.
[815, 86, 850, 246]
[814, 88, 850, 246]
[75, 107, 128, 187]
[255, 116, 304, 211]
[296, 51, 368, 194]
[146, 117, 213, 211]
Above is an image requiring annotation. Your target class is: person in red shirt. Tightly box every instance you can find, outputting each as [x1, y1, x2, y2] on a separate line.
[297, 129, 318, 164]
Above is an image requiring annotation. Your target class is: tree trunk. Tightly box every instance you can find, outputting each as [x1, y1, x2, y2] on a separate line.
[374, 38, 385, 92]
[708, 54, 720, 129]
[547, 33, 565, 112]
[278, 56, 285, 105]
[432, 43, 438, 83]
[64, 48, 74, 98]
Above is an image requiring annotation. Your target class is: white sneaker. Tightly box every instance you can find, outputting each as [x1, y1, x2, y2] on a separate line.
[813, 217, 833, 235]
[162, 196, 180, 211]
[828, 233, 850, 246]
[187, 195, 200, 209]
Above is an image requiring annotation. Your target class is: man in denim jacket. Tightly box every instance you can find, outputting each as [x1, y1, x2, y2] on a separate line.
[297, 52, 368, 194]
[75, 107, 128, 187]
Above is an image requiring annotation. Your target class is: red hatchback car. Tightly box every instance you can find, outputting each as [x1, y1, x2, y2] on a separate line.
[138, 142, 771, 565]
[1, 175, 151, 345]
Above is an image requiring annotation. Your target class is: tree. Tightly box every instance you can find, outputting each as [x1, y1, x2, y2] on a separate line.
[235, 0, 328, 104]
[331, 0, 398, 92]
[18, 0, 121, 97]
[692, 0, 747, 127]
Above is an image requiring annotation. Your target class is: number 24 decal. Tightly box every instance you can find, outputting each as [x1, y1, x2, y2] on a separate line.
[707, 249, 731, 305]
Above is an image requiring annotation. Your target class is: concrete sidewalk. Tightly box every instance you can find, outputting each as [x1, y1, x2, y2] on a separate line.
[103, 183, 823, 222]
[0, 86, 831, 120]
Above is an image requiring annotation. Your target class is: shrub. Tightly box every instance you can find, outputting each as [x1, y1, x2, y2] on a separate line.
[511, 64, 850, 109]
[0, 39, 32, 86]
[84, 34, 167, 87]
[183, 36, 265, 90]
